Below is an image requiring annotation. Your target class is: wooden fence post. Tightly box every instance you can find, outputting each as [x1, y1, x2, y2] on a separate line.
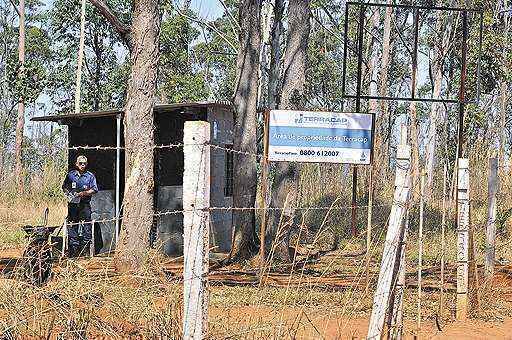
[417, 174, 425, 332]
[365, 164, 374, 289]
[62, 221, 67, 257]
[183, 121, 210, 340]
[456, 158, 470, 321]
[485, 157, 498, 277]
[387, 210, 409, 340]
[367, 125, 411, 339]
[90, 220, 95, 257]
[440, 163, 447, 318]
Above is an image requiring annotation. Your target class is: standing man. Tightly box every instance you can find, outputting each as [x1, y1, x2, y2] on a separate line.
[62, 155, 98, 257]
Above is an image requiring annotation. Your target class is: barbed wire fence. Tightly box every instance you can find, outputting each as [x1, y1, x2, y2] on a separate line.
[0, 121, 505, 338]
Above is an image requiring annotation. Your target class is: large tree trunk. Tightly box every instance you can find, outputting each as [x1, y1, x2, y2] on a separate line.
[267, 0, 310, 263]
[229, 0, 262, 261]
[267, 0, 284, 109]
[115, 0, 160, 271]
[14, 0, 25, 189]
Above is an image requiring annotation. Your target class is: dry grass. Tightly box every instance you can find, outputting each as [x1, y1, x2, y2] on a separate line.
[1, 248, 511, 338]
[0, 200, 66, 251]
[1, 144, 512, 338]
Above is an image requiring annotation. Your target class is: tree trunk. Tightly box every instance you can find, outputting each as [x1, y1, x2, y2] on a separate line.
[379, 4, 392, 173]
[499, 80, 507, 166]
[409, 102, 420, 196]
[0, 138, 4, 183]
[229, 0, 262, 261]
[367, 8, 379, 114]
[425, 71, 442, 190]
[258, 0, 272, 107]
[499, 8, 509, 167]
[426, 12, 449, 191]
[410, 13, 420, 198]
[115, 0, 160, 271]
[14, 0, 25, 189]
[267, 0, 284, 109]
[367, 7, 380, 176]
[74, 0, 86, 114]
[267, 0, 310, 263]
[92, 30, 103, 111]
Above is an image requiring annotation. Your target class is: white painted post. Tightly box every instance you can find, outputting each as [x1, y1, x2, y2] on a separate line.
[367, 125, 411, 340]
[456, 158, 470, 320]
[183, 121, 210, 340]
[485, 158, 498, 277]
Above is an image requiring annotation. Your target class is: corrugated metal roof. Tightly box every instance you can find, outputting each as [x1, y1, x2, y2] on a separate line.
[31, 101, 232, 122]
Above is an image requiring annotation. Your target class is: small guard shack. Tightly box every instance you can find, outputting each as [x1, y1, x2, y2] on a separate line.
[32, 102, 234, 255]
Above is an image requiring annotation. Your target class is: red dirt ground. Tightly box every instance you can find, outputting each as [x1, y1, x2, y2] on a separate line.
[2, 249, 512, 338]
[210, 306, 512, 339]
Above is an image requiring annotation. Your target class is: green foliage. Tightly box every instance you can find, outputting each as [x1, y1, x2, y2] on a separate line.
[306, 25, 344, 110]
[158, 8, 209, 102]
[186, 2, 239, 102]
[6, 24, 51, 104]
[45, 0, 131, 113]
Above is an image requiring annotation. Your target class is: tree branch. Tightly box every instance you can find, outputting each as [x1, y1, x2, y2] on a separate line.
[8, 0, 20, 17]
[216, 0, 239, 33]
[177, 8, 237, 52]
[88, 0, 132, 50]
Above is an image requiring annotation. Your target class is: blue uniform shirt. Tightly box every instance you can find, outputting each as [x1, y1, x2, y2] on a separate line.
[62, 170, 99, 203]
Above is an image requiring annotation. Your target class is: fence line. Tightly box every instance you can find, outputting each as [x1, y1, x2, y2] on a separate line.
[1, 173, 429, 338]
[2, 124, 466, 339]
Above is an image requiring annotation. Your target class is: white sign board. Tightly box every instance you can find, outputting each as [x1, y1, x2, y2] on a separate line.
[268, 110, 374, 164]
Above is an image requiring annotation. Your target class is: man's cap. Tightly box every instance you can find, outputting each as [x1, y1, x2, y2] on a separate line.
[76, 155, 88, 164]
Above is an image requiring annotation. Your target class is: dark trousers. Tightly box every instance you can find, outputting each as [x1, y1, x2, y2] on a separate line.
[67, 202, 92, 257]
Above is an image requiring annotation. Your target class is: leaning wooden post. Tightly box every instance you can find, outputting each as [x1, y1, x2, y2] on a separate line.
[367, 125, 411, 339]
[456, 158, 470, 321]
[183, 121, 210, 340]
[485, 157, 498, 278]
[417, 173, 425, 332]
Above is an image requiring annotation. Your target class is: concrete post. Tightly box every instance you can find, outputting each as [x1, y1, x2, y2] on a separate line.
[456, 158, 470, 320]
[183, 121, 210, 339]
